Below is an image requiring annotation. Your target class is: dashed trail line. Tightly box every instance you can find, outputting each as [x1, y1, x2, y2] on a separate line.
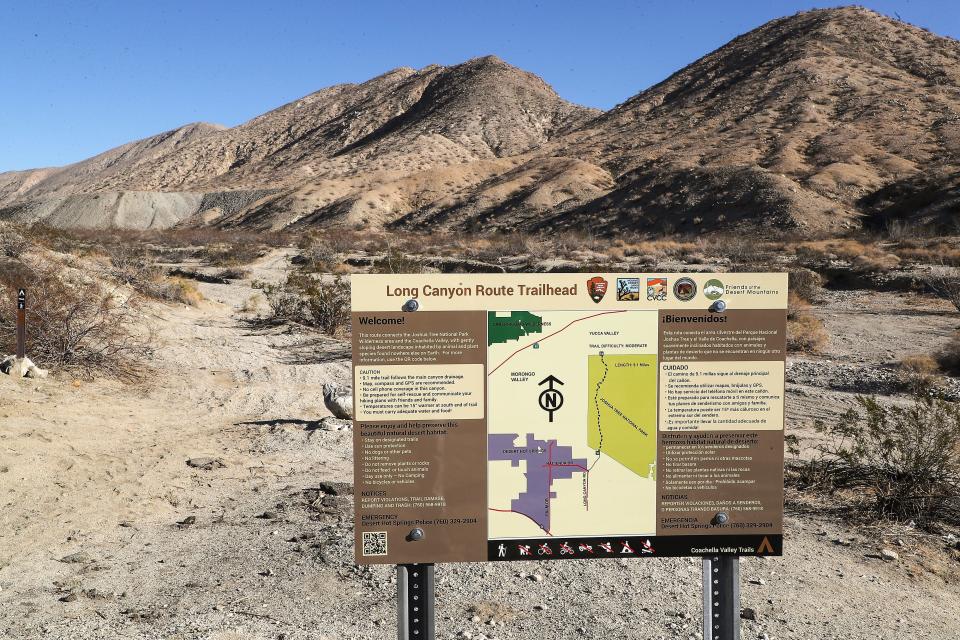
[593, 351, 609, 453]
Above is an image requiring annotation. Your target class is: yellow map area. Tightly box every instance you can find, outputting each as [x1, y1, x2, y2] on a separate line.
[487, 310, 659, 539]
[587, 354, 658, 479]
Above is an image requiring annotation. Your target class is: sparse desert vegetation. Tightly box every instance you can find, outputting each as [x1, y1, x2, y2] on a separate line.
[790, 388, 960, 530]
[0, 230, 153, 379]
[256, 274, 351, 337]
[4, 220, 960, 640]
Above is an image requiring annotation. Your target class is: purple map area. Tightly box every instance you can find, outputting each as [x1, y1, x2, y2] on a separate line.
[488, 433, 588, 534]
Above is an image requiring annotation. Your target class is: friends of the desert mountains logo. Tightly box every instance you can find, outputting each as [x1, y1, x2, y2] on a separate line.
[703, 278, 725, 300]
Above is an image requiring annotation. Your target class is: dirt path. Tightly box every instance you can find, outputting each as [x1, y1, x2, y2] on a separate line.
[0, 249, 351, 611]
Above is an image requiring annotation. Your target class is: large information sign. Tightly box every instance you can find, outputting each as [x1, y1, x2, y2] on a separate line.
[351, 273, 787, 564]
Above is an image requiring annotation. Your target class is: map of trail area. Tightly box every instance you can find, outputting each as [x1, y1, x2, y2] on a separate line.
[587, 353, 658, 479]
[487, 310, 659, 539]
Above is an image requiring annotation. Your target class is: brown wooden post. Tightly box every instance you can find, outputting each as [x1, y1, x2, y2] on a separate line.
[16, 288, 25, 359]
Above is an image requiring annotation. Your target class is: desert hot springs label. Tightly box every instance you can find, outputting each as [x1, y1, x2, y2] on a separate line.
[350, 273, 787, 564]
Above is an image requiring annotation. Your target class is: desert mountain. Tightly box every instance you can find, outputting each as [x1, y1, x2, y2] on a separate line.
[2, 7, 959, 235]
[542, 6, 960, 234]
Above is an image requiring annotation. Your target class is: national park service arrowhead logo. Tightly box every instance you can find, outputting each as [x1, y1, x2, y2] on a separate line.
[586, 276, 608, 303]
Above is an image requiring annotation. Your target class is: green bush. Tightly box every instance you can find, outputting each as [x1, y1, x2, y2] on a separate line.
[805, 392, 960, 528]
[258, 274, 350, 336]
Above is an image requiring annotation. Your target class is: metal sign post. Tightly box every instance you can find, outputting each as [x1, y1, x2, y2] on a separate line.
[397, 564, 435, 640]
[16, 288, 26, 359]
[703, 556, 740, 640]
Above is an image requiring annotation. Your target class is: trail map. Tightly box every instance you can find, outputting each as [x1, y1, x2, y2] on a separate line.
[486, 310, 658, 539]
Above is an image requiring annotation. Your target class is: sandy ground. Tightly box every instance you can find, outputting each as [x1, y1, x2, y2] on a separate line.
[1, 256, 959, 640]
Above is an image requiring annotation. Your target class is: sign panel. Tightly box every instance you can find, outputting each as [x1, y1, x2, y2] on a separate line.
[351, 273, 787, 564]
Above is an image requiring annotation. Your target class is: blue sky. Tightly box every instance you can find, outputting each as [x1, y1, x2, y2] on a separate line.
[1, 1, 957, 171]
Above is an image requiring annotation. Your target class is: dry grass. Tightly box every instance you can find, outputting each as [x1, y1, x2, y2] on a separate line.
[892, 238, 960, 266]
[793, 239, 901, 272]
[165, 278, 204, 306]
[14, 224, 292, 267]
[901, 354, 940, 376]
[107, 247, 203, 306]
[787, 292, 828, 352]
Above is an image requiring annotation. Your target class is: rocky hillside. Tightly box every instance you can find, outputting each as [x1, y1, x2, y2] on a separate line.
[542, 6, 960, 235]
[2, 7, 959, 235]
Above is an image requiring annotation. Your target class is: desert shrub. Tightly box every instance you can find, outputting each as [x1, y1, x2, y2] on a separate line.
[108, 247, 202, 305]
[788, 268, 824, 302]
[258, 274, 350, 336]
[0, 224, 29, 258]
[807, 393, 960, 528]
[258, 279, 304, 322]
[296, 241, 340, 273]
[708, 234, 769, 267]
[109, 246, 163, 284]
[935, 333, 960, 376]
[202, 243, 266, 267]
[901, 354, 940, 376]
[929, 267, 960, 313]
[0, 258, 153, 378]
[550, 230, 607, 255]
[851, 252, 900, 273]
[787, 292, 828, 352]
[297, 275, 351, 336]
[213, 267, 251, 281]
[241, 293, 264, 314]
[371, 246, 424, 274]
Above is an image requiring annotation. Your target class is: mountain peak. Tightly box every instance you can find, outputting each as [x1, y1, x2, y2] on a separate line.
[4, 11, 960, 236]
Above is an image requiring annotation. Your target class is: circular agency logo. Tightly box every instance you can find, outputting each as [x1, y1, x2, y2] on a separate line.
[703, 278, 725, 300]
[673, 277, 697, 301]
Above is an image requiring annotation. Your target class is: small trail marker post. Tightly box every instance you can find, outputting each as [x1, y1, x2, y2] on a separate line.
[16, 288, 26, 360]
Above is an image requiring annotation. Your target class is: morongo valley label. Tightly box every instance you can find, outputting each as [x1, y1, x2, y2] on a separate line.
[351, 273, 788, 564]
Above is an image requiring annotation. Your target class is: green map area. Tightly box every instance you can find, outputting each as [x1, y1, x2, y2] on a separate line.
[587, 353, 658, 478]
[488, 311, 543, 346]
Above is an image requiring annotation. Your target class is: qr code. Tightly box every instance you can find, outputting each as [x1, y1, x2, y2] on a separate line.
[362, 531, 388, 556]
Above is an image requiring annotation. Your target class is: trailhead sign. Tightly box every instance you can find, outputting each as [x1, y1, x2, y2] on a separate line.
[351, 273, 787, 565]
